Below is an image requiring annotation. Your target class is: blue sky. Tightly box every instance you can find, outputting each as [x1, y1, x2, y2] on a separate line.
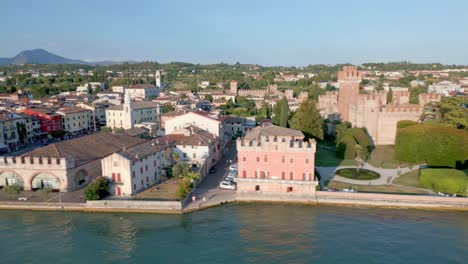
[2, 0, 467, 66]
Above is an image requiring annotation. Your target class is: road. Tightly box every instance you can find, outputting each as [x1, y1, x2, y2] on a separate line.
[185, 140, 238, 209]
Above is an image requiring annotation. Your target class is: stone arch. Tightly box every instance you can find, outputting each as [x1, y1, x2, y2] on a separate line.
[74, 169, 88, 187]
[0, 170, 25, 188]
[30, 172, 61, 190]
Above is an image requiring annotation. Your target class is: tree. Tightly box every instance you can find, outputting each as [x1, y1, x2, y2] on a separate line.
[290, 99, 324, 140]
[205, 94, 213, 103]
[162, 105, 175, 114]
[387, 89, 393, 103]
[172, 163, 189, 178]
[17, 123, 27, 144]
[438, 96, 468, 129]
[272, 97, 289, 126]
[83, 177, 109, 200]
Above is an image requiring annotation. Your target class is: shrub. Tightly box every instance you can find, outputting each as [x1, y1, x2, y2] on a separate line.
[84, 177, 109, 200]
[395, 124, 467, 167]
[419, 169, 467, 196]
[176, 172, 200, 199]
[3, 184, 22, 195]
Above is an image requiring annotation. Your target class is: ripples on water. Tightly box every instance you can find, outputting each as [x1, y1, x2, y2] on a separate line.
[0, 205, 466, 264]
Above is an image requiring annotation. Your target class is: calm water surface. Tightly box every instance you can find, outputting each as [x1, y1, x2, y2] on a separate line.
[0, 204, 466, 264]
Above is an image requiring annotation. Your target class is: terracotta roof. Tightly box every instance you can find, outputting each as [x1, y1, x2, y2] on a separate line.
[163, 126, 217, 146]
[243, 125, 304, 140]
[22, 132, 145, 167]
[107, 101, 160, 111]
[56, 106, 92, 114]
[117, 138, 174, 161]
[161, 109, 189, 117]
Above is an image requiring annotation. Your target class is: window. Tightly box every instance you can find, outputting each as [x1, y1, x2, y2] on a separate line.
[117, 173, 121, 182]
[132, 171, 135, 178]
[264, 155, 268, 162]
[111, 173, 116, 182]
[242, 170, 246, 178]
[289, 172, 294, 180]
[255, 185, 260, 191]
[146, 176, 149, 183]
[290, 157, 294, 163]
[281, 171, 285, 180]
[133, 184, 136, 190]
[154, 160, 157, 166]
[305, 158, 309, 164]
[193, 153, 196, 158]
[146, 165, 148, 171]
[256, 156, 260, 162]
[140, 167, 143, 174]
[113, 161, 118, 167]
[242, 156, 246, 162]
[287, 186, 293, 192]
[141, 179, 143, 185]
[282, 156, 285, 163]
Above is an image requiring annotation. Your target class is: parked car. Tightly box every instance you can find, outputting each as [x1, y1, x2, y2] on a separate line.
[225, 174, 236, 181]
[219, 180, 236, 190]
[229, 164, 238, 171]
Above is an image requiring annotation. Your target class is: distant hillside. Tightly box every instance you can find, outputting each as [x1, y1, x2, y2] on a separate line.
[0, 49, 137, 66]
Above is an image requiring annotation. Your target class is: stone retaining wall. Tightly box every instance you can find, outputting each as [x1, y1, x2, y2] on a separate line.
[86, 200, 182, 212]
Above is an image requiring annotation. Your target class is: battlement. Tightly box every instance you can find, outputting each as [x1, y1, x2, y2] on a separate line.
[418, 93, 442, 106]
[0, 156, 74, 169]
[338, 65, 362, 82]
[285, 89, 294, 99]
[237, 136, 316, 152]
[382, 104, 421, 113]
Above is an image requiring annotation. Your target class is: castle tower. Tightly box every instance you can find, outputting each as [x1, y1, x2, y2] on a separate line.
[337, 66, 362, 121]
[230, 80, 238, 95]
[155, 70, 161, 87]
[123, 91, 135, 129]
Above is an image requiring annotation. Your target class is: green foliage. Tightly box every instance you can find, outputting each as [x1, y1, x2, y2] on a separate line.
[176, 172, 200, 199]
[397, 120, 419, 129]
[172, 163, 189, 178]
[419, 169, 467, 196]
[395, 124, 468, 167]
[335, 121, 351, 142]
[204, 94, 213, 103]
[100, 126, 113, 132]
[162, 105, 175, 114]
[290, 99, 323, 140]
[3, 184, 22, 195]
[335, 125, 371, 160]
[17, 123, 27, 144]
[272, 97, 289, 127]
[83, 177, 109, 200]
[336, 135, 357, 159]
[52, 130, 67, 138]
[437, 96, 468, 129]
[386, 89, 393, 103]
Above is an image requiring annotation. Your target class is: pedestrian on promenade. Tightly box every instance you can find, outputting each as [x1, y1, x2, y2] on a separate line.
[192, 196, 196, 203]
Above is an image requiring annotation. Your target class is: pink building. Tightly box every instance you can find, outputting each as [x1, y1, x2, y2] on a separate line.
[236, 125, 318, 195]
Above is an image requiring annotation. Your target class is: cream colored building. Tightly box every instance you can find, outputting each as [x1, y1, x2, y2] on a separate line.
[56, 107, 93, 135]
[106, 93, 162, 130]
[125, 84, 160, 100]
[101, 139, 174, 197]
[0, 133, 145, 191]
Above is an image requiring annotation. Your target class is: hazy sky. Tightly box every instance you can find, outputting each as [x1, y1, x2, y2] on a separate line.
[2, 0, 467, 66]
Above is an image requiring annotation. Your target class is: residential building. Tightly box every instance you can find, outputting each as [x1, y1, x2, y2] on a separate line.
[106, 92, 162, 130]
[56, 107, 93, 135]
[101, 138, 174, 197]
[23, 107, 63, 135]
[124, 84, 160, 100]
[236, 125, 318, 195]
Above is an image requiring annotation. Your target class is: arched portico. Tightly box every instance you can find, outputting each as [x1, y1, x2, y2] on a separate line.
[0, 171, 24, 187]
[30, 172, 61, 190]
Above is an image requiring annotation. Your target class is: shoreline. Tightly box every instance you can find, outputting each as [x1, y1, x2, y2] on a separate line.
[0, 191, 467, 214]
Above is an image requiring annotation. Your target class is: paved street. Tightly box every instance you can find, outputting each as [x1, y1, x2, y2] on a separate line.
[185, 140, 238, 210]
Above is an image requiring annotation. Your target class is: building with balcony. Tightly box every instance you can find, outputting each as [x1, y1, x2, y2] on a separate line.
[56, 106, 93, 135]
[23, 107, 63, 135]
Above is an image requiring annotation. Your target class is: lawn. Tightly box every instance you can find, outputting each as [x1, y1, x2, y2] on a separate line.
[327, 180, 430, 195]
[336, 168, 380, 180]
[134, 179, 180, 201]
[315, 147, 356, 167]
[366, 145, 409, 169]
[393, 170, 423, 188]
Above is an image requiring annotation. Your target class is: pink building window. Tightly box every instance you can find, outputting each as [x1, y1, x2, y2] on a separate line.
[305, 158, 309, 164]
[256, 156, 260, 162]
[289, 172, 294, 180]
[281, 171, 285, 180]
[260, 171, 265, 179]
[290, 157, 294, 163]
[242, 170, 246, 178]
[282, 156, 285, 163]
[264, 155, 268, 162]
[242, 156, 246, 162]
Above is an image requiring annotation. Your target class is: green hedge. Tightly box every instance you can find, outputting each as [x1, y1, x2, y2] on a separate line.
[395, 124, 468, 167]
[336, 127, 371, 160]
[419, 169, 467, 196]
[336, 135, 357, 159]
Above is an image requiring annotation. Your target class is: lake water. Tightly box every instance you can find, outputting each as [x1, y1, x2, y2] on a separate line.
[0, 204, 466, 264]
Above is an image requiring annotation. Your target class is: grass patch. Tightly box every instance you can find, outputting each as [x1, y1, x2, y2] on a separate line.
[327, 180, 430, 195]
[393, 170, 423, 188]
[134, 179, 180, 201]
[315, 147, 355, 167]
[367, 145, 409, 169]
[336, 168, 380, 180]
